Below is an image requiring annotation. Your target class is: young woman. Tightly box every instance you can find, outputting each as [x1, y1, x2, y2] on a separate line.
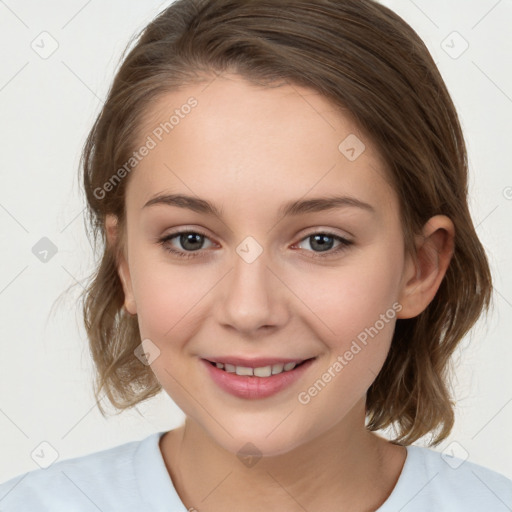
[1, 0, 510, 510]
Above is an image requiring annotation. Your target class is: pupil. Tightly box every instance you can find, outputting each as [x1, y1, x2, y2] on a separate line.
[311, 234, 333, 252]
[181, 233, 203, 251]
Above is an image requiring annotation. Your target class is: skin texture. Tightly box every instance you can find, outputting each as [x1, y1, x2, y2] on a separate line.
[106, 74, 455, 511]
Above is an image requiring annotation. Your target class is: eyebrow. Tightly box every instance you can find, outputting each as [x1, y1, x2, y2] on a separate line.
[142, 193, 375, 218]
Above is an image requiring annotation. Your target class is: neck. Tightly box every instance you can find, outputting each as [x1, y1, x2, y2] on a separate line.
[160, 398, 406, 512]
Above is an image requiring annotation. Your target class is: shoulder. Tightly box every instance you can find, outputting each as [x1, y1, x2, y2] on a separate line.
[381, 444, 512, 511]
[0, 434, 156, 511]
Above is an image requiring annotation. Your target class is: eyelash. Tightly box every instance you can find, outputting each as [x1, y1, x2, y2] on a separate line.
[157, 229, 353, 260]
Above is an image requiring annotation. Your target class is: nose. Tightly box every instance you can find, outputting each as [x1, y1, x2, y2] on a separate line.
[216, 249, 289, 337]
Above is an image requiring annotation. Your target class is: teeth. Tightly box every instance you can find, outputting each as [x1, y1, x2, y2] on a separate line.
[235, 366, 253, 376]
[272, 363, 284, 374]
[254, 366, 272, 377]
[213, 361, 301, 377]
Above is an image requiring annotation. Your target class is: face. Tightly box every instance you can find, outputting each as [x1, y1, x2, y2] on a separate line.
[111, 74, 416, 456]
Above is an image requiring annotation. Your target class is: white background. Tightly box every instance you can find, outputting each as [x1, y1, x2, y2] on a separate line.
[0, 0, 511, 483]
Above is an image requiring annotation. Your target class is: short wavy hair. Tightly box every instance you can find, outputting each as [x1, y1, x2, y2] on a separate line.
[79, 0, 492, 446]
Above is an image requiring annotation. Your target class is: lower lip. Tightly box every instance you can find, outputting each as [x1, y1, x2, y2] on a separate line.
[201, 358, 316, 399]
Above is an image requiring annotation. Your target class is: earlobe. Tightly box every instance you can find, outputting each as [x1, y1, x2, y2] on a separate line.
[397, 215, 455, 319]
[105, 214, 137, 315]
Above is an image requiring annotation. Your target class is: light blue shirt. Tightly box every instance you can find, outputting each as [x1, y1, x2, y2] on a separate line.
[0, 431, 511, 511]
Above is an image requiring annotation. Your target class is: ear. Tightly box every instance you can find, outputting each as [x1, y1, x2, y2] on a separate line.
[105, 214, 137, 315]
[397, 215, 455, 319]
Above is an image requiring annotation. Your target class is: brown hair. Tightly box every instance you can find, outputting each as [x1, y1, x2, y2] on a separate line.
[79, 0, 492, 445]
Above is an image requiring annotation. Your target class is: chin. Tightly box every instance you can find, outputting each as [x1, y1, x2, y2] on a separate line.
[224, 433, 303, 460]
[201, 413, 317, 460]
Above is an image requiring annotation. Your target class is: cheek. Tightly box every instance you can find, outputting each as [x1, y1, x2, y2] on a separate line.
[128, 245, 212, 342]
[295, 265, 402, 421]
[130, 260, 207, 406]
[300, 246, 404, 344]
[293, 244, 405, 408]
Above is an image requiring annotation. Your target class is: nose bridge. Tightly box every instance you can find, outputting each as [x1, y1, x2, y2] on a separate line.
[218, 241, 287, 333]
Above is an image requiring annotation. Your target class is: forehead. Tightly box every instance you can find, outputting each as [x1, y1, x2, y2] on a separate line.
[126, 74, 396, 219]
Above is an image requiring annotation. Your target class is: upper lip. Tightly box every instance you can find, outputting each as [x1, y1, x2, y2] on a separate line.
[203, 356, 314, 368]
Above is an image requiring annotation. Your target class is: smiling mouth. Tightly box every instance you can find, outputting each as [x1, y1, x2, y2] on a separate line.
[205, 358, 315, 377]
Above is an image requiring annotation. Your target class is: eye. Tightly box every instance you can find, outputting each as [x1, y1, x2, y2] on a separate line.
[158, 230, 215, 259]
[294, 231, 353, 258]
[157, 229, 353, 260]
